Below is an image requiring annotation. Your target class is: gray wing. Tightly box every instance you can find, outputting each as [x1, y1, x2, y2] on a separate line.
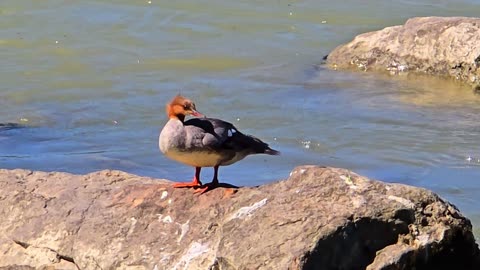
[183, 118, 235, 150]
[183, 117, 280, 156]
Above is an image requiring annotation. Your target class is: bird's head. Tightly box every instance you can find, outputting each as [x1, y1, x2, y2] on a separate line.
[166, 95, 204, 121]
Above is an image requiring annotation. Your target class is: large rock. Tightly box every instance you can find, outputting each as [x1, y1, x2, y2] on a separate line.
[0, 166, 479, 269]
[326, 17, 480, 89]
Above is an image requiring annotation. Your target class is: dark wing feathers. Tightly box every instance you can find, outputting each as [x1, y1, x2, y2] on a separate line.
[183, 118, 233, 149]
[183, 117, 279, 155]
[224, 130, 279, 155]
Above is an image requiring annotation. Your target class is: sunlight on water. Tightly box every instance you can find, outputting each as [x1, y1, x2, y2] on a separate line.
[117, 56, 256, 73]
[392, 74, 480, 108]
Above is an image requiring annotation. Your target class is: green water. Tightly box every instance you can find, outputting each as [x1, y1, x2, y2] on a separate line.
[1, 0, 480, 240]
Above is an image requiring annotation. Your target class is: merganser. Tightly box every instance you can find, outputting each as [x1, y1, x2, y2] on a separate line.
[159, 95, 279, 193]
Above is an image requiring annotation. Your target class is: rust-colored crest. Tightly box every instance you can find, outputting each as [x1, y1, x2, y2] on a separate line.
[165, 95, 195, 121]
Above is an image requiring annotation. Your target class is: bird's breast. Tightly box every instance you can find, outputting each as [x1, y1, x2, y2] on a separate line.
[159, 119, 185, 154]
[163, 149, 226, 167]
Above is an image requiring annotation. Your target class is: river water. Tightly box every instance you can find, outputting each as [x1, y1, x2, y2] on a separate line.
[1, 0, 480, 239]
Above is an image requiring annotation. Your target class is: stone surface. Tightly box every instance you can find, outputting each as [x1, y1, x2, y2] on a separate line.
[326, 17, 480, 89]
[0, 166, 479, 269]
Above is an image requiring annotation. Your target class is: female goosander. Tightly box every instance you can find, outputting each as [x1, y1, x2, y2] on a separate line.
[159, 95, 279, 193]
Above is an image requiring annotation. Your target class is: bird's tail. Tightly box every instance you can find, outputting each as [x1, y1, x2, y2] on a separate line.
[240, 133, 280, 155]
[226, 128, 280, 156]
[264, 148, 280, 155]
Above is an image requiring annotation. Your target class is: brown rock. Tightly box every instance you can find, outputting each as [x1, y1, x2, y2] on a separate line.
[326, 17, 480, 89]
[0, 166, 478, 269]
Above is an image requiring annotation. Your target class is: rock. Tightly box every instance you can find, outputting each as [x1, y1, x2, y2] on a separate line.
[326, 17, 480, 89]
[0, 166, 478, 269]
[0, 123, 25, 132]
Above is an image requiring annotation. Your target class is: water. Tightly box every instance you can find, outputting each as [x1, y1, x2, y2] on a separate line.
[1, 0, 480, 239]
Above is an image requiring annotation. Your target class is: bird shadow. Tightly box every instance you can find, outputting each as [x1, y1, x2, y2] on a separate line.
[174, 181, 240, 194]
[216, 182, 239, 189]
[199, 182, 240, 193]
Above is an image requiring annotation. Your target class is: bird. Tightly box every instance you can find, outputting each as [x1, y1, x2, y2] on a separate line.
[159, 95, 280, 194]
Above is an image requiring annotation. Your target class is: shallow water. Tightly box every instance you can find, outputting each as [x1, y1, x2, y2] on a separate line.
[1, 0, 480, 239]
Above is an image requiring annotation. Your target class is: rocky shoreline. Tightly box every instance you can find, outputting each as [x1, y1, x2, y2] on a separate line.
[326, 17, 480, 90]
[1, 166, 479, 269]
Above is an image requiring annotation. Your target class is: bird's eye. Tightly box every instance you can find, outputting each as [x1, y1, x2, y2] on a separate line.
[183, 104, 189, 110]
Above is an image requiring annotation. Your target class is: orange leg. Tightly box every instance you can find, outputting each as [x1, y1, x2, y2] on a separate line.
[173, 167, 202, 188]
[194, 165, 220, 194]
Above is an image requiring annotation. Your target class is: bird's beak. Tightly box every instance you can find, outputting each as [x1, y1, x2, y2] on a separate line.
[191, 110, 204, 117]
